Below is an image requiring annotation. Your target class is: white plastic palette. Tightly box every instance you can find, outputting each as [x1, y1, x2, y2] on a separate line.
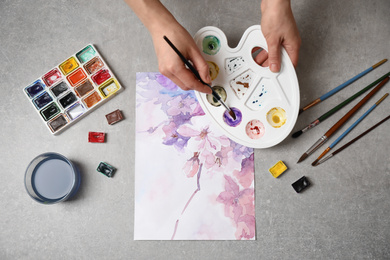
[194, 25, 300, 148]
[23, 44, 123, 135]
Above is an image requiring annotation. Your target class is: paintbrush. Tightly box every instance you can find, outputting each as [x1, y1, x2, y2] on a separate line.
[292, 72, 390, 138]
[163, 35, 236, 120]
[314, 114, 390, 166]
[312, 93, 388, 166]
[299, 59, 387, 114]
[297, 76, 389, 163]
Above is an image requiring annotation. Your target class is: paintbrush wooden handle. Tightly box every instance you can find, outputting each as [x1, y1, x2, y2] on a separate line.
[324, 77, 389, 137]
[333, 115, 390, 156]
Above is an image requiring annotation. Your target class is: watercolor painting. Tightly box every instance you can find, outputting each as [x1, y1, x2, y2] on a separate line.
[135, 72, 255, 240]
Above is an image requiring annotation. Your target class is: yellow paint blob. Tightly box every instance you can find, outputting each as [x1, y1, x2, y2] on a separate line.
[267, 107, 286, 128]
[59, 57, 79, 75]
[207, 61, 219, 81]
[269, 160, 287, 178]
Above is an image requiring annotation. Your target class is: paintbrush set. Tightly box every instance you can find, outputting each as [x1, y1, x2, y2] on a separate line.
[296, 64, 389, 167]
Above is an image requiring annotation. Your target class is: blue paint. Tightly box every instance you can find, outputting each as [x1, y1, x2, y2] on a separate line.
[25, 80, 45, 98]
[33, 91, 53, 109]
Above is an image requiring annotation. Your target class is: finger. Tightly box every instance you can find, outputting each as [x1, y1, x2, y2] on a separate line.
[190, 48, 211, 84]
[284, 45, 300, 68]
[173, 65, 211, 93]
[266, 38, 282, 72]
[254, 49, 269, 66]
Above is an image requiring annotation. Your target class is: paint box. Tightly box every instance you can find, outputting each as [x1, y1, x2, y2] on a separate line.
[194, 26, 300, 148]
[24, 152, 81, 204]
[23, 44, 123, 135]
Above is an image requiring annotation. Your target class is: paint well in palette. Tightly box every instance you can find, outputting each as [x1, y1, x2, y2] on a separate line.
[202, 36, 221, 55]
[223, 107, 242, 127]
[207, 61, 219, 80]
[83, 91, 102, 108]
[92, 69, 111, 85]
[75, 80, 94, 97]
[50, 81, 69, 97]
[206, 86, 227, 107]
[230, 69, 255, 99]
[67, 68, 87, 87]
[59, 92, 77, 109]
[245, 119, 265, 139]
[25, 80, 45, 98]
[59, 57, 79, 75]
[246, 79, 270, 111]
[84, 57, 104, 75]
[76, 45, 96, 63]
[98, 78, 119, 98]
[266, 107, 286, 128]
[43, 68, 62, 87]
[48, 114, 68, 132]
[66, 102, 86, 120]
[40, 102, 60, 121]
[33, 92, 53, 109]
[225, 56, 245, 75]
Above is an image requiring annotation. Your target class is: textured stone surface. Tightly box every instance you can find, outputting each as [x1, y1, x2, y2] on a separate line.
[1, 0, 389, 259]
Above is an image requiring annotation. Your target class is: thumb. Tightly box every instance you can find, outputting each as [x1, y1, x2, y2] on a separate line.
[266, 38, 281, 73]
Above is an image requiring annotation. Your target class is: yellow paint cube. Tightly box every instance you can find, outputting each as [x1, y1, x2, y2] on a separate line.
[269, 160, 287, 178]
[59, 57, 79, 75]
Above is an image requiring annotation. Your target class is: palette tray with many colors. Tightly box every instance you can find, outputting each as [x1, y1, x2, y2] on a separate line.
[23, 44, 123, 134]
[194, 25, 300, 148]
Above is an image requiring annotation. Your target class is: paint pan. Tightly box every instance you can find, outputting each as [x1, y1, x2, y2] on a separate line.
[22, 44, 123, 135]
[24, 152, 81, 204]
[194, 26, 299, 148]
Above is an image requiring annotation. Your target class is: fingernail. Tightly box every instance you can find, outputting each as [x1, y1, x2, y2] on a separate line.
[270, 63, 279, 73]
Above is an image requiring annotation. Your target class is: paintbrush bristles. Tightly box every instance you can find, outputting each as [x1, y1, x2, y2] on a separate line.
[311, 159, 319, 166]
[297, 153, 308, 163]
[292, 130, 302, 138]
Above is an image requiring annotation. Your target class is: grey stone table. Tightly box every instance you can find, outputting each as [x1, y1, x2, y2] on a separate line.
[1, 0, 389, 259]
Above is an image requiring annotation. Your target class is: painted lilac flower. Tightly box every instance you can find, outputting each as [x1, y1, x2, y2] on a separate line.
[156, 74, 179, 91]
[233, 153, 254, 189]
[216, 175, 255, 229]
[162, 121, 190, 151]
[183, 152, 200, 178]
[167, 95, 197, 116]
[235, 214, 256, 240]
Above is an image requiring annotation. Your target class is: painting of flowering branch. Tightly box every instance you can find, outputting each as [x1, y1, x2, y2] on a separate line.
[135, 72, 255, 240]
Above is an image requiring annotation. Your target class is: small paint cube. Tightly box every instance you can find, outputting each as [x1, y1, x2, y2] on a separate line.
[59, 57, 79, 75]
[42, 68, 62, 86]
[97, 162, 116, 177]
[88, 132, 105, 143]
[92, 69, 111, 85]
[25, 80, 45, 98]
[292, 176, 311, 193]
[105, 109, 123, 125]
[269, 160, 287, 178]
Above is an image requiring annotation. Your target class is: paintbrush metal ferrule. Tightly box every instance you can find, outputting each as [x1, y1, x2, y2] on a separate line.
[314, 154, 334, 166]
[298, 135, 328, 163]
[312, 147, 331, 166]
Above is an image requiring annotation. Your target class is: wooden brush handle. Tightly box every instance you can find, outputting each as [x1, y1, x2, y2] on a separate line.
[324, 77, 389, 137]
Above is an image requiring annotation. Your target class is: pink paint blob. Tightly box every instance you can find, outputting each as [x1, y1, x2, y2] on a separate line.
[245, 119, 265, 139]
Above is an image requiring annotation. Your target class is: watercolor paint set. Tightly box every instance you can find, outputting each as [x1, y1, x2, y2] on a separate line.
[194, 25, 300, 148]
[23, 44, 123, 134]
